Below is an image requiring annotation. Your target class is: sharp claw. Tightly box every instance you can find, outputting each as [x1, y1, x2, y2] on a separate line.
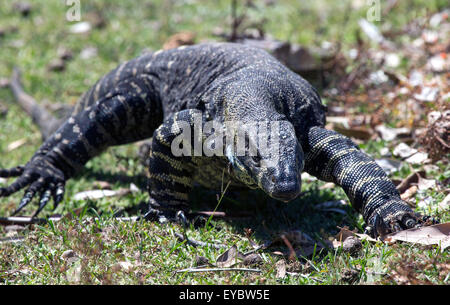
[51, 183, 65, 211]
[143, 207, 160, 221]
[176, 210, 189, 227]
[11, 190, 35, 216]
[33, 189, 52, 217]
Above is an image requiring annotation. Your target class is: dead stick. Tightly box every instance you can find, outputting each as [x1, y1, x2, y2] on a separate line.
[0, 215, 139, 226]
[176, 267, 261, 273]
[280, 234, 297, 261]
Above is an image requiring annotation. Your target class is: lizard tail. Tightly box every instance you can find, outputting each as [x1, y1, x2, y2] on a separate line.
[9, 67, 67, 141]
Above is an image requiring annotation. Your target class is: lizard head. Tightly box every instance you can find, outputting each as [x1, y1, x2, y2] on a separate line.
[225, 120, 303, 202]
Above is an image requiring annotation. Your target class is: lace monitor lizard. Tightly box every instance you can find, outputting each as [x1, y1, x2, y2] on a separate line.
[0, 42, 430, 237]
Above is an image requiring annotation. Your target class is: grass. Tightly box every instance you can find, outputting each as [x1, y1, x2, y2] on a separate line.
[0, 0, 449, 284]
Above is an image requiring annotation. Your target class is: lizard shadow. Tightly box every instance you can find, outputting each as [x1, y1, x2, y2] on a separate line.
[74, 168, 360, 259]
[189, 186, 360, 239]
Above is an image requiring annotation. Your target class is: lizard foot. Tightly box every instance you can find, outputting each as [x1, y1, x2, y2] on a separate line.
[0, 157, 66, 217]
[364, 200, 439, 238]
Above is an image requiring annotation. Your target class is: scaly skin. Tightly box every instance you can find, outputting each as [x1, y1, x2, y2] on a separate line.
[0, 43, 430, 236]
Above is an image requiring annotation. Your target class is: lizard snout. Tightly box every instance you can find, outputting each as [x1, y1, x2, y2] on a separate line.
[268, 171, 302, 202]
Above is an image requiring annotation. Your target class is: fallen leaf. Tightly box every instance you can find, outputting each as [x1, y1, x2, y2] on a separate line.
[318, 182, 336, 190]
[405, 152, 429, 164]
[334, 125, 373, 140]
[413, 87, 439, 102]
[275, 259, 286, 279]
[216, 245, 242, 268]
[195, 255, 210, 267]
[384, 223, 450, 251]
[375, 125, 410, 141]
[7, 138, 26, 152]
[438, 194, 450, 212]
[73, 188, 130, 201]
[375, 158, 402, 174]
[242, 253, 263, 266]
[335, 226, 357, 242]
[417, 176, 436, 191]
[396, 171, 426, 194]
[334, 226, 378, 246]
[393, 143, 418, 159]
[400, 185, 418, 200]
[163, 31, 195, 50]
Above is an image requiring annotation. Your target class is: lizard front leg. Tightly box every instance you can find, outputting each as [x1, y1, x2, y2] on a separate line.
[144, 109, 206, 222]
[303, 126, 430, 237]
[0, 79, 161, 216]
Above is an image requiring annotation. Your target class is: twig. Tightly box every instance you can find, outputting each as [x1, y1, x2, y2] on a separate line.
[280, 234, 297, 261]
[0, 216, 57, 225]
[0, 236, 24, 244]
[0, 215, 139, 226]
[174, 232, 227, 249]
[176, 267, 261, 273]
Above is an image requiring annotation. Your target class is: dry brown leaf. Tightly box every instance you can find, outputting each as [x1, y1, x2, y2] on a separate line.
[163, 31, 195, 50]
[438, 194, 450, 212]
[318, 182, 336, 190]
[275, 259, 286, 279]
[334, 125, 373, 140]
[333, 226, 378, 248]
[400, 185, 418, 200]
[384, 223, 450, 251]
[242, 253, 263, 266]
[396, 171, 425, 194]
[216, 245, 242, 268]
[417, 176, 436, 191]
[335, 226, 357, 242]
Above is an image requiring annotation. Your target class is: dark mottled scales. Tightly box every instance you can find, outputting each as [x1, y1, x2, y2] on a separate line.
[1, 43, 422, 235]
